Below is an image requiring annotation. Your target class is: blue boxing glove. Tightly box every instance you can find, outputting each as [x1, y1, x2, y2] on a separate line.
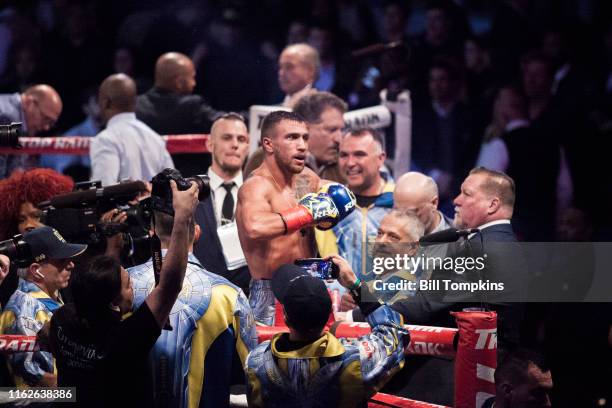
[280, 193, 340, 233]
[317, 183, 357, 225]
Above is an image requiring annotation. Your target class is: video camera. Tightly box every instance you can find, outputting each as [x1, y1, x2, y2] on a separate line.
[151, 168, 210, 215]
[0, 122, 22, 148]
[38, 180, 152, 264]
[0, 234, 31, 267]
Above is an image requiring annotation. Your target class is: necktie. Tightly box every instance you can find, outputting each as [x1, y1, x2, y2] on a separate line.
[221, 182, 235, 223]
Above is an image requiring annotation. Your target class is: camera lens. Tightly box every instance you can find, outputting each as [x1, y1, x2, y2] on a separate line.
[186, 175, 211, 201]
[0, 122, 22, 148]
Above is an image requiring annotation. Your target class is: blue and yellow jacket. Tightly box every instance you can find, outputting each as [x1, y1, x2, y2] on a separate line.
[316, 178, 394, 279]
[245, 304, 407, 408]
[0, 279, 61, 387]
[129, 253, 258, 408]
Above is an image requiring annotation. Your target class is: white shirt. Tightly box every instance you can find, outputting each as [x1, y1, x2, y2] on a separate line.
[469, 219, 511, 240]
[208, 167, 243, 226]
[90, 112, 174, 186]
[475, 119, 529, 172]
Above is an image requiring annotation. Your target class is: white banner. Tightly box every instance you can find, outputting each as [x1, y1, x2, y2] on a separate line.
[248, 105, 291, 153]
[248, 104, 393, 154]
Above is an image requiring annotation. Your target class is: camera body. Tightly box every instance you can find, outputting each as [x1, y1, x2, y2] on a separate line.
[151, 168, 210, 215]
[39, 181, 152, 264]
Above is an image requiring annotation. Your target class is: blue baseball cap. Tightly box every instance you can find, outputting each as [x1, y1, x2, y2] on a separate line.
[23, 226, 87, 263]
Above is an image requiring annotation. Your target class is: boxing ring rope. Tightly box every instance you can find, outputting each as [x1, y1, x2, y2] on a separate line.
[0, 125, 496, 407]
[257, 303, 497, 408]
[0, 310, 496, 407]
[0, 134, 210, 155]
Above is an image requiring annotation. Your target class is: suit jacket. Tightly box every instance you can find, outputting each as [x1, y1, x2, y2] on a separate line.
[135, 87, 220, 176]
[389, 223, 527, 352]
[503, 125, 559, 241]
[135, 87, 219, 135]
[193, 196, 251, 296]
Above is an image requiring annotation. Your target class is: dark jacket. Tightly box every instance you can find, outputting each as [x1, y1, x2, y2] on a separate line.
[135, 87, 219, 135]
[389, 223, 527, 352]
[135, 87, 221, 176]
[193, 196, 251, 296]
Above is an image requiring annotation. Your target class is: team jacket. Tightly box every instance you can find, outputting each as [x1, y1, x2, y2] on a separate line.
[0, 279, 61, 387]
[316, 178, 394, 279]
[129, 253, 258, 408]
[245, 304, 408, 407]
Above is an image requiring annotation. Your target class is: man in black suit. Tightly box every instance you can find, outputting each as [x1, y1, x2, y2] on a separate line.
[389, 167, 527, 354]
[193, 113, 251, 295]
[135, 52, 221, 175]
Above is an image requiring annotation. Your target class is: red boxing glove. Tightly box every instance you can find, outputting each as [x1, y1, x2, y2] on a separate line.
[278, 193, 339, 233]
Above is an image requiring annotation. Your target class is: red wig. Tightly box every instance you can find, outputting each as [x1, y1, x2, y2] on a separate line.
[0, 168, 74, 240]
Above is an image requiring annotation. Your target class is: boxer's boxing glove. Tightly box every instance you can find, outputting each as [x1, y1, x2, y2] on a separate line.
[318, 183, 357, 221]
[278, 193, 339, 233]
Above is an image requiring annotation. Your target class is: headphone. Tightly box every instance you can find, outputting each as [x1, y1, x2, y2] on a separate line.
[34, 268, 45, 280]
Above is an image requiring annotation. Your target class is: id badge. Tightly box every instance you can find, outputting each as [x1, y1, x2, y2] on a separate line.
[217, 222, 247, 270]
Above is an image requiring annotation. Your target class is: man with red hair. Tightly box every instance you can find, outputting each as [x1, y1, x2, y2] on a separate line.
[0, 168, 73, 240]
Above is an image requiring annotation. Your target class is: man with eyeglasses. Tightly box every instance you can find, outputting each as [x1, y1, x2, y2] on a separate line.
[0, 84, 63, 178]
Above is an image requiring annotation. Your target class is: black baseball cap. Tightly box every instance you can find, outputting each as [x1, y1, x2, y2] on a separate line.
[272, 264, 332, 332]
[23, 226, 87, 263]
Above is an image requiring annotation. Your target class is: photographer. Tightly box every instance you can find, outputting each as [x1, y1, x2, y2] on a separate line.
[0, 226, 86, 388]
[245, 255, 408, 407]
[48, 180, 198, 407]
[128, 172, 257, 407]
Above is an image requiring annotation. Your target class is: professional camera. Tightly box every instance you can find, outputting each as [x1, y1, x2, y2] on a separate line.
[0, 122, 22, 148]
[151, 168, 210, 215]
[0, 235, 31, 266]
[38, 180, 152, 264]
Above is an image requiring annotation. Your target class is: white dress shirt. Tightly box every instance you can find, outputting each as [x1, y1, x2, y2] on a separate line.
[208, 167, 243, 226]
[90, 112, 174, 186]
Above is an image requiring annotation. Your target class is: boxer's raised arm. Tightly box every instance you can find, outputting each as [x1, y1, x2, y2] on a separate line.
[236, 177, 287, 240]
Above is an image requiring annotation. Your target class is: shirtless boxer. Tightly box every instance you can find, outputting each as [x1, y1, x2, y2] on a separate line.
[236, 111, 355, 324]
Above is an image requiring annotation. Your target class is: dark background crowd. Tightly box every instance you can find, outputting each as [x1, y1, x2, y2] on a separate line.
[1, 0, 612, 240]
[0, 1, 612, 406]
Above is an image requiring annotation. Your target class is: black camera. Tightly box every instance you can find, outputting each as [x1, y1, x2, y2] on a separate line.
[0, 235, 31, 266]
[0, 122, 22, 148]
[151, 169, 210, 215]
[38, 180, 152, 264]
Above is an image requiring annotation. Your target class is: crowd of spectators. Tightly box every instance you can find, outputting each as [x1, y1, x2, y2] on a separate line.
[0, 0, 610, 237]
[0, 0, 611, 407]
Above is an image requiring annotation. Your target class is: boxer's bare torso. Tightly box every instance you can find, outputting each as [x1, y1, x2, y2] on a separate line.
[236, 164, 321, 280]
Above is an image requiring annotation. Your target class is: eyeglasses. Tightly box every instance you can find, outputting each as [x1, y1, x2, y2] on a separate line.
[33, 99, 58, 129]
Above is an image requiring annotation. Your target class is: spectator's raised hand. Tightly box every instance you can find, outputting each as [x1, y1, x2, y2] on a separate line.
[326, 254, 358, 290]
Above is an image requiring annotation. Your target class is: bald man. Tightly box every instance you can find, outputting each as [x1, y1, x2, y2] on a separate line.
[278, 43, 320, 108]
[394, 171, 454, 281]
[136, 52, 221, 175]
[0, 84, 63, 178]
[90, 73, 174, 186]
[394, 172, 453, 235]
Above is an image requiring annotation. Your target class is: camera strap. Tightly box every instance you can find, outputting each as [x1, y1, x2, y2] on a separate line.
[150, 213, 172, 330]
